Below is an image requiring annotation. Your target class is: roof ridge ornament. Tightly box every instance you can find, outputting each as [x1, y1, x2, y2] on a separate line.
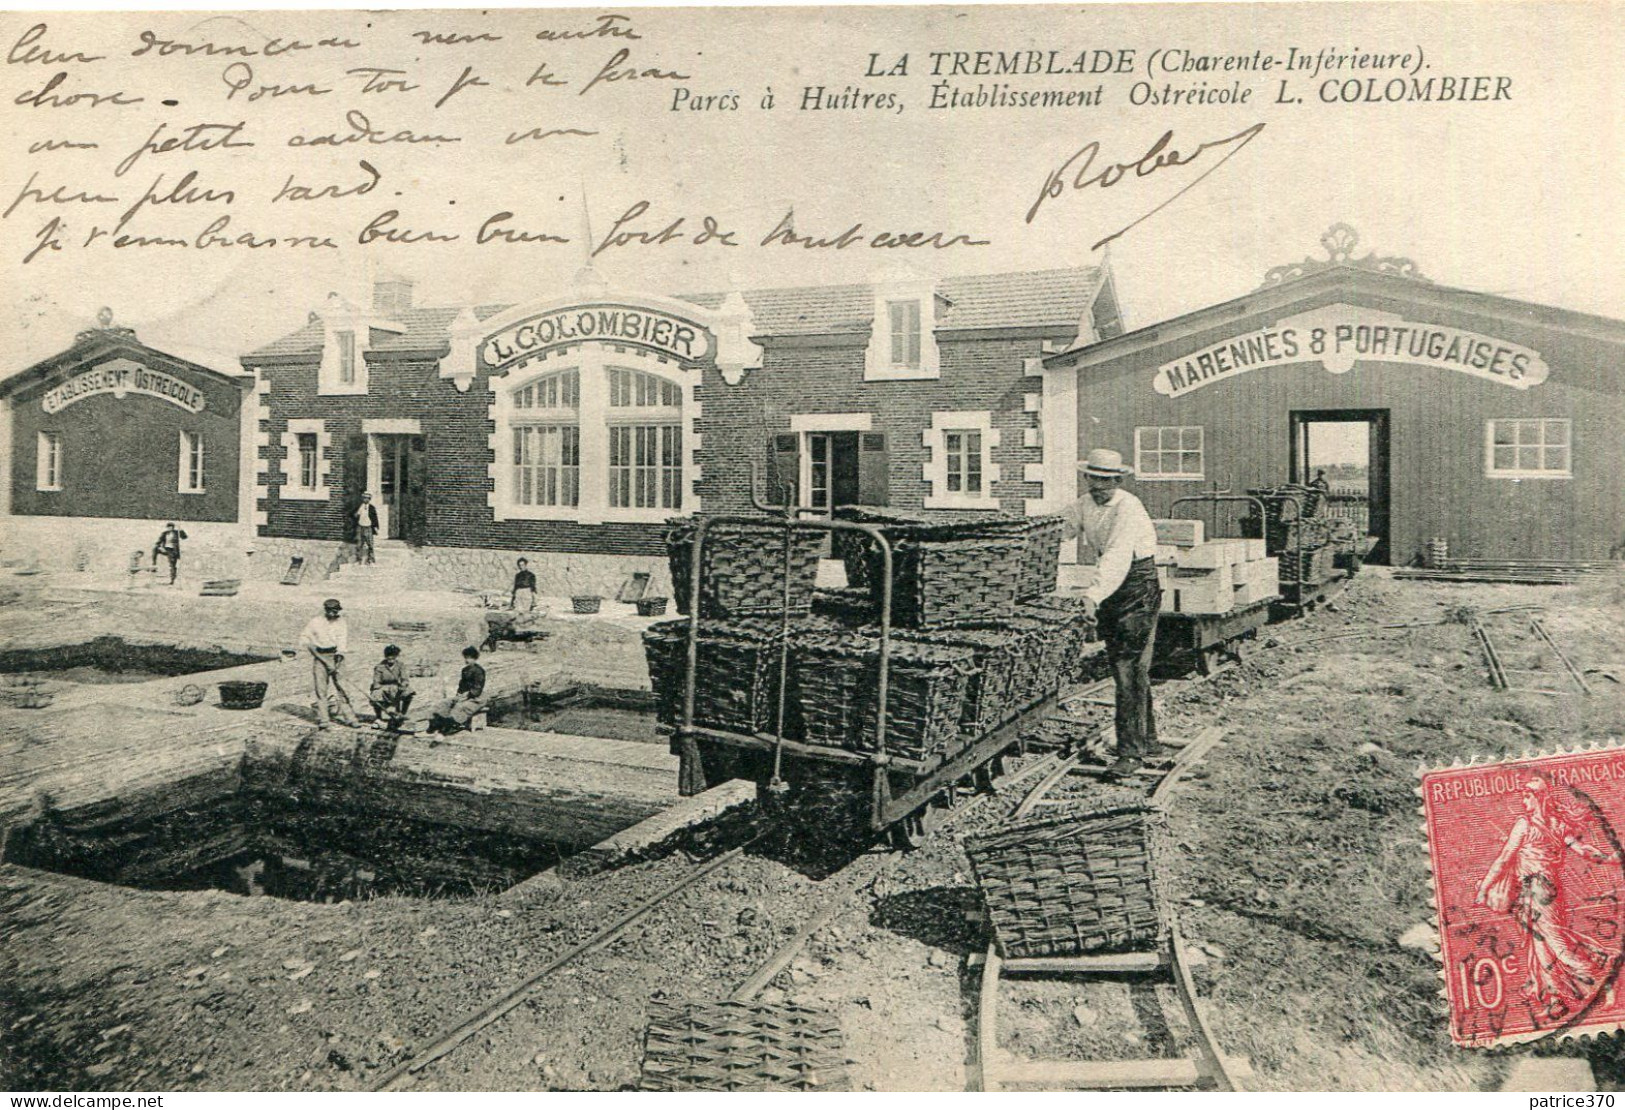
[75, 306, 137, 345]
[1260, 223, 1427, 288]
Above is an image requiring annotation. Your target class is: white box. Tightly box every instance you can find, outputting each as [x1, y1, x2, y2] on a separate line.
[1242, 538, 1268, 562]
[1176, 541, 1243, 571]
[1172, 576, 1235, 614]
[1153, 519, 1204, 547]
[1154, 544, 1180, 566]
[1173, 562, 1233, 590]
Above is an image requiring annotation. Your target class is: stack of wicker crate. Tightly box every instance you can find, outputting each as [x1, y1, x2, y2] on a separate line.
[646, 508, 1093, 767]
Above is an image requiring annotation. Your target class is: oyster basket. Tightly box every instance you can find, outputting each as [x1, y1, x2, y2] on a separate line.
[834, 507, 1064, 601]
[896, 625, 1020, 736]
[643, 618, 801, 740]
[218, 680, 269, 710]
[791, 634, 974, 762]
[640, 1000, 850, 1092]
[667, 518, 824, 620]
[865, 536, 1025, 629]
[965, 795, 1168, 959]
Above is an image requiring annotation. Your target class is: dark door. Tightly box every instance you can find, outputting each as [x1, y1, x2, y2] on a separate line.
[1289, 409, 1391, 564]
[767, 434, 799, 509]
[830, 431, 862, 510]
[858, 432, 889, 507]
[342, 434, 368, 541]
[403, 435, 428, 546]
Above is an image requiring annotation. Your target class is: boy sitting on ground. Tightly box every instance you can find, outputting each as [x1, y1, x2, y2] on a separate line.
[369, 644, 415, 731]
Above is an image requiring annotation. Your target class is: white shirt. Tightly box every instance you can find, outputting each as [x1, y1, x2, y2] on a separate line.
[1063, 488, 1160, 604]
[300, 614, 349, 654]
[356, 503, 375, 529]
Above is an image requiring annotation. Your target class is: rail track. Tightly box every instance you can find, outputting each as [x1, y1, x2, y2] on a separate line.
[969, 722, 1240, 1092]
[1473, 612, 1592, 696]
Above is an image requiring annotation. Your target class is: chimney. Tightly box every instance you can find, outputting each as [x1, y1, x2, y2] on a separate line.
[372, 273, 413, 318]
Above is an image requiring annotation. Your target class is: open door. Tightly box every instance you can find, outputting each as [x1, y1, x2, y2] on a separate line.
[1289, 409, 1390, 564]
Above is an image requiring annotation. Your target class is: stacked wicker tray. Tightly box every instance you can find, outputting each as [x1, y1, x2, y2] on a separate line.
[648, 510, 1092, 767]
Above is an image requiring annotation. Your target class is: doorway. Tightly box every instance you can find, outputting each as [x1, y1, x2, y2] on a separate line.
[804, 431, 862, 515]
[1289, 409, 1390, 564]
[368, 434, 413, 540]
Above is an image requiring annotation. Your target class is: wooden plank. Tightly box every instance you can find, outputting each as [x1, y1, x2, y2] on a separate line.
[989, 1056, 1202, 1089]
[1000, 951, 1163, 975]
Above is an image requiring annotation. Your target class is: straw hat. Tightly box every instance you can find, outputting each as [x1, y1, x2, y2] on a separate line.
[1079, 448, 1134, 478]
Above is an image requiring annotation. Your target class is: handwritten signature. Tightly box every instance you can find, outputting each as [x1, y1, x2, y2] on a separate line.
[1025, 122, 1266, 250]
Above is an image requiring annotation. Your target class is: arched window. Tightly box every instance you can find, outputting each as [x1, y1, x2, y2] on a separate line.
[511, 368, 579, 507]
[607, 366, 683, 510]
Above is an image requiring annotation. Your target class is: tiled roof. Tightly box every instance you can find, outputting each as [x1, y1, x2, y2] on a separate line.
[242, 267, 1102, 361]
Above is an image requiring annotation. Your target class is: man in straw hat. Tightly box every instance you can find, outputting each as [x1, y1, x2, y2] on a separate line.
[1064, 448, 1162, 779]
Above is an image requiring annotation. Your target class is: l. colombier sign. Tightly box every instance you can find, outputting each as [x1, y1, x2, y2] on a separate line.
[41, 358, 206, 414]
[481, 304, 713, 372]
[1153, 304, 1550, 397]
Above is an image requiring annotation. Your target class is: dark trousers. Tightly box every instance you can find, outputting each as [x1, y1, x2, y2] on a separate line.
[1097, 558, 1160, 760]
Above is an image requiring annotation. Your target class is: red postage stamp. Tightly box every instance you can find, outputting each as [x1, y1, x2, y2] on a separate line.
[1422, 748, 1625, 1047]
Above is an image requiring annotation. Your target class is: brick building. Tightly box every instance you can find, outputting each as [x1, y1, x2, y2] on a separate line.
[0, 312, 255, 573]
[242, 266, 1123, 590]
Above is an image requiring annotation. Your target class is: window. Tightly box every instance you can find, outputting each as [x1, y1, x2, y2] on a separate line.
[1487, 419, 1571, 478]
[36, 431, 61, 491]
[887, 300, 921, 370]
[336, 330, 356, 384]
[179, 431, 205, 493]
[608, 367, 682, 510]
[511, 369, 580, 507]
[1135, 426, 1205, 480]
[297, 433, 319, 490]
[944, 429, 983, 495]
[923, 411, 998, 509]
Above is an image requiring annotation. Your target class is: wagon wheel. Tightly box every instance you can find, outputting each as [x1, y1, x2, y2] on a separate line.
[973, 755, 1004, 795]
[887, 786, 953, 851]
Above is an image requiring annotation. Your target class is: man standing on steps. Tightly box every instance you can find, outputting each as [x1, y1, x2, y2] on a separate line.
[1063, 448, 1162, 780]
[353, 492, 380, 566]
[300, 597, 359, 729]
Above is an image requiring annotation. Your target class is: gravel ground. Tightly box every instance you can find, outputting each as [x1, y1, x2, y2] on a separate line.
[4, 569, 1623, 1091]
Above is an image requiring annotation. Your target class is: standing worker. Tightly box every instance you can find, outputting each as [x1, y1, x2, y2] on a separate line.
[300, 597, 359, 729]
[1064, 449, 1162, 779]
[353, 492, 380, 566]
[151, 522, 188, 585]
[510, 557, 538, 612]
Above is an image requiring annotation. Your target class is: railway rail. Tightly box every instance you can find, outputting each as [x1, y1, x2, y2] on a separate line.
[1473, 613, 1592, 696]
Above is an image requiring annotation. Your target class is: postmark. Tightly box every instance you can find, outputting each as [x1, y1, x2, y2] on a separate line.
[1421, 747, 1625, 1047]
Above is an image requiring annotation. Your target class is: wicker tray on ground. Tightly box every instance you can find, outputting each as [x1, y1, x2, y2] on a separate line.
[790, 633, 975, 762]
[643, 617, 808, 739]
[640, 1000, 849, 1092]
[833, 506, 1065, 601]
[666, 517, 824, 620]
[965, 791, 1168, 959]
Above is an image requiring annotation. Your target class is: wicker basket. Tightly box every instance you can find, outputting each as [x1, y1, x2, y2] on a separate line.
[218, 680, 268, 710]
[834, 507, 1064, 600]
[643, 618, 802, 739]
[865, 537, 1025, 629]
[572, 595, 602, 614]
[636, 597, 669, 617]
[1280, 545, 1336, 585]
[896, 626, 1020, 736]
[790, 633, 974, 762]
[640, 1000, 849, 1092]
[667, 518, 823, 619]
[965, 795, 1167, 958]
[1014, 598, 1100, 686]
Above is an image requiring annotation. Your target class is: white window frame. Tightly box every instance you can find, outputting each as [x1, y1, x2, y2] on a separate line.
[36, 430, 62, 491]
[178, 429, 206, 494]
[279, 418, 331, 501]
[864, 276, 940, 381]
[510, 368, 582, 510]
[1134, 426, 1206, 481]
[489, 346, 699, 525]
[923, 410, 1000, 510]
[1485, 418, 1573, 480]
